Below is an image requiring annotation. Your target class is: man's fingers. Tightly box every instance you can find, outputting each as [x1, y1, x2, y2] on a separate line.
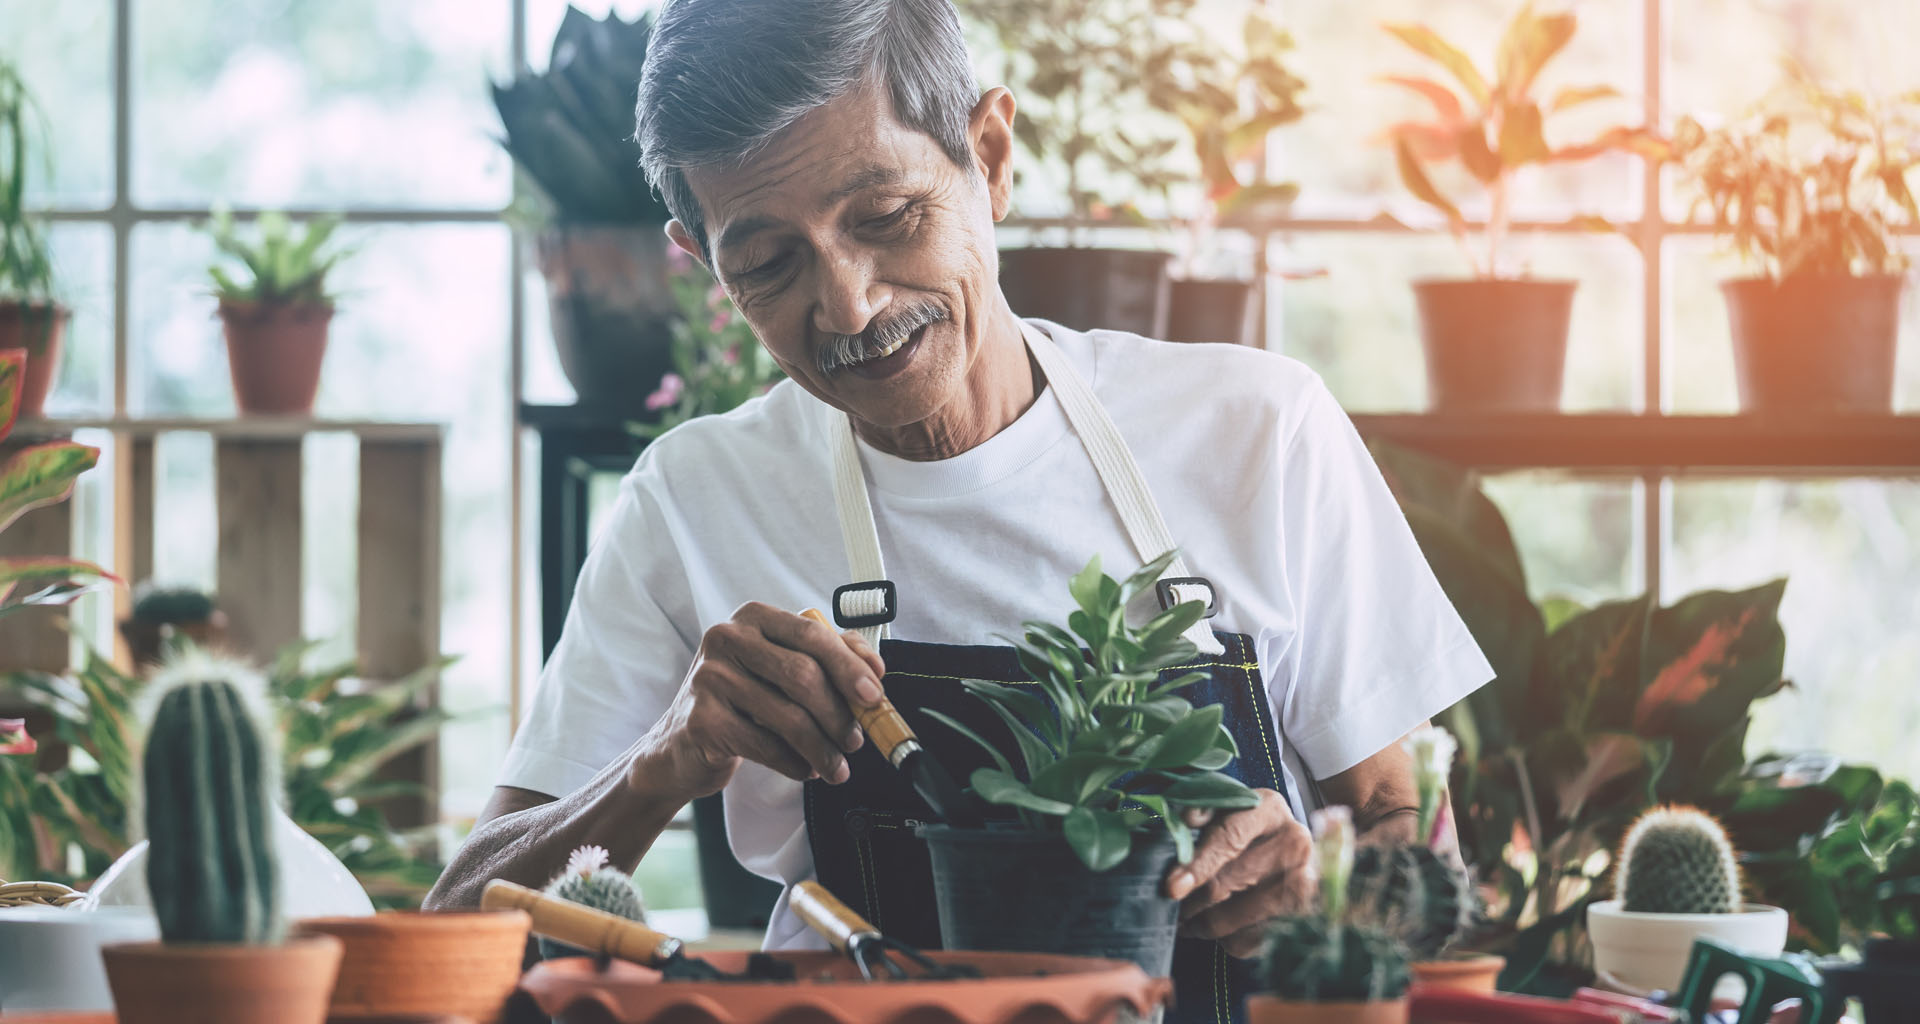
[725, 631, 863, 752]
[1181, 877, 1286, 941]
[746, 603, 885, 707]
[840, 629, 887, 680]
[1166, 801, 1270, 900]
[700, 658, 848, 783]
[726, 716, 816, 783]
[1183, 807, 1214, 829]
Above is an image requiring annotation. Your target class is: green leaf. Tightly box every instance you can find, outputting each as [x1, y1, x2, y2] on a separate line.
[1382, 22, 1490, 109]
[1633, 580, 1787, 740]
[953, 688, 1056, 778]
[1162, 771, 1260, 809]
[1031, 751, 1143, 804]
[1119, 550, 1179, 604]
[922, 709, 1014, 776]
[1069, 554, 1105, 617]
[972, 768, 1074, 817]
[1064, 806, 1134, 871]
[1134, 794, 1194, 862]
[0, 441, 100, 534]
[1145, 704, 1225, 772]
[0, 349, 23, 440]
[0, 557, 118, 614]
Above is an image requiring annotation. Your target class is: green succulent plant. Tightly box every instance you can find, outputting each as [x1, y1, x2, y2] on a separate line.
[491, 6, 671, 225]
[1617, 805, 1742, 915]
[927, 550, 1259, 872]
[205, 208, 354, 308]
[1258, 807, 1412, 1002]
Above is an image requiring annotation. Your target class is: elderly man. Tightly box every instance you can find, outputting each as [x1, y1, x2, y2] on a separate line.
[427, 0, 1490, 1017]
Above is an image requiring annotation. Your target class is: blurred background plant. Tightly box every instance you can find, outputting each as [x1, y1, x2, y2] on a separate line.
[204, 207, 354, 307]
[0, 638, 452, 908]
[628, 261, 783, 443]
[0, 349, 115, 618]
[1380, 4, 1665, 277]
[0, 58, 54, 306]
[1668, 61, 1920, 280]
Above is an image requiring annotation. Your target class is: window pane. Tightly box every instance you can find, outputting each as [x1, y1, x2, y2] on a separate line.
[43, 223, 113, 417]
[1669, 479, 1920, 784]
[133, 1, 511, 207]
[1667, 0, 1920, 125]
[0, 0, 112, 206]
[1274, 0, 1642, 224]
[524, 0, 661, 72]
[1272, 231, 1641, 412]
[1482, 474, 1642, 606]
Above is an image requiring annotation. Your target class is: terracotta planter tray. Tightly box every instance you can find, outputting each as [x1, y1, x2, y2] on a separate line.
[513, 950, 1171, 1024]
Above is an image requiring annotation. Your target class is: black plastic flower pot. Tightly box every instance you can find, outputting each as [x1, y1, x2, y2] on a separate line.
[1412, 278, 1576, 413]
[998, 247, 1173, 338]
[918, 823, 1180, 978]
[1821, 937, 1920, 1023]
[1721, 273, 1904, 414]
[536, 224, 680, 415]
[1166, 278, 1256, 346]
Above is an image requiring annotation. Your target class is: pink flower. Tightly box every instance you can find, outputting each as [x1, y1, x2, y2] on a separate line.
[645, 373, 685, 411]
[720, 347, 740, 366]
[709, 311, 731, 334]
[0, 718, 36, 756]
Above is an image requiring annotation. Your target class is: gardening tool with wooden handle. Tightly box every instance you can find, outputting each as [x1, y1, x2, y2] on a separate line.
[791, 880, 978, 981]
[481, 879, 728, 980]
[800, 608, 982, 828]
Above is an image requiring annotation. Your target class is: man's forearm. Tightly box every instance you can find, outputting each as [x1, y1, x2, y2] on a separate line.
[422, 747, 689, 910]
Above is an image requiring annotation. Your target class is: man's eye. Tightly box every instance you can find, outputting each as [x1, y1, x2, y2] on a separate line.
[737, 252, 791, 283]
[865, 203, 915, 232]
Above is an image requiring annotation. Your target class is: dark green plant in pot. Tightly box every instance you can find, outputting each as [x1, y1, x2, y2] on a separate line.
[1256, 807, 1413, 1004]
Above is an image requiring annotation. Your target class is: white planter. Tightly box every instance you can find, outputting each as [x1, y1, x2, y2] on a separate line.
[1587, 899, 1788, 991]
[82, 808, 374, 919]
[0, 906, 158, 1011]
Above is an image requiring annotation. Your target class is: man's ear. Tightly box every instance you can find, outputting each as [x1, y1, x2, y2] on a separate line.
[968, 87, 1017, 222]
[666, 220, 707, 267]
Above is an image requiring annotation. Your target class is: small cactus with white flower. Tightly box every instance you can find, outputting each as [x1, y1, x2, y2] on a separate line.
[1257, 807, 1412, 1003]
[538, 845, 646, 960]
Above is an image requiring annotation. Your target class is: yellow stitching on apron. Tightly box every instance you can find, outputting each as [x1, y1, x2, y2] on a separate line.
[853, 823, 881, 931]
[1215, 944, 1228, 1024]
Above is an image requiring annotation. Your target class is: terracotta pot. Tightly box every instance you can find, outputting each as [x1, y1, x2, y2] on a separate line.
[1721, 273, 1904, 413]
[1412, 278, 1575, 413]
[0, 301, 69, 419]
[516, 950, 1171, 1024]
[1408, 954, 1504, 992]
[535, 225, 678, 415]
[297, 910, 531, 1024]
[218, 300, 332, 415]
[101, 934, 343, 1024]
[999, 248, 1173, 339]
[1245, 993, 1409, 1024]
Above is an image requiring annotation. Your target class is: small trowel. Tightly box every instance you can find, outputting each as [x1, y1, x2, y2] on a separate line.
[801, 608, 981, 828]
[482, 878, 757, 980]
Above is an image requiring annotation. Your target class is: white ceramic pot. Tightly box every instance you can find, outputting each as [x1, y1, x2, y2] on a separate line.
[0, 906, 159, 1011]
[83, 808, 375, 919]
[1587, 899, 1788, 992]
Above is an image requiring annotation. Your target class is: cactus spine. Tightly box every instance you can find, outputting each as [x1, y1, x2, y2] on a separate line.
[1257, 806, 1411, 1002]
[539, 845, 646, 960]
[1617, 805, 1742, 914]
[1348, 843, 1476, 961]
[142, 653, 283, 944]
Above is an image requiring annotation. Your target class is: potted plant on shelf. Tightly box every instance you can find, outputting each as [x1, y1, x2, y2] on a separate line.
[0, 349, 115, 625]
[955, 0, 1202, 337]
[1821, 794, 1920, 1023]
[919, 551, 1260, 977]
[1381, 3, 1663, 412]
[0, 60, 65, 421]
[1667, 63, 1919, 413]
[99, 653, 344, 1024]
[1586, 805, 1787, 993]
[1249, 807, 1412, 1024]
[118, 581, 227, 670]
[1159, 5, 1307, 345]
[205, 208, 354, 416]
[493, 5, 678, 415]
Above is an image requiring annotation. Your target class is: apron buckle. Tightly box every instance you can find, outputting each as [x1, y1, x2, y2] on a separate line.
[1155, 576, 1219, 618]
[833, 580, 898, 629]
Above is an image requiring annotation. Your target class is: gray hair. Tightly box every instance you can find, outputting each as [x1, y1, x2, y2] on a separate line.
[636, 0, 980, 255]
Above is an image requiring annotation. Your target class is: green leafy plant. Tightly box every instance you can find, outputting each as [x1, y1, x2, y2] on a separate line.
[1381, 3, 1664, 277]
[926, 550, 1259, 872]
[1668, 62, 1920, 280]
[491, 6, 670, 225]
[628, 261, 783, 442]
[205, 208, 353, 308]
[0, 639, 450, 908]
[0, 59, 54, 306]
[1259, 807, 1413, 1002]
[1616, 805, 1742, 914]
[0, 349, 116, 619]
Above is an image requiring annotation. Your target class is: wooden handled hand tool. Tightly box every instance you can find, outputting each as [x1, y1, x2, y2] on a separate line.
[801, 608, 981, 827]
[482, 878, 727, 979]
[791, 880, 976, 981]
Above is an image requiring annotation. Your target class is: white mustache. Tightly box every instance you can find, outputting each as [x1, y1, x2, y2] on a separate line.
[818, 303, 947, 375]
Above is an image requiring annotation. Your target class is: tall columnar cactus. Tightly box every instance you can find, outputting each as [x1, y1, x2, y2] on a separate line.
[1348, 843, 1476, 961]
[539, 845, 646, 960]
[1617, 805, 1742, 915]
[141, 653, 283, 944]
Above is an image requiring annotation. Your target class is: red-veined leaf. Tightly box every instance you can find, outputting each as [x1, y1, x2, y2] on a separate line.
[1380, 121, 1461, 162]
[1380, 75, 1467, 128]
[0, 557, 120, 613]
[1459, 123, 1503, 183]
[1381, 22, 1490, 109]
[0, 349, 23, 441]
[1548, 85, 1621, 113]
[0, 441, 100, 533]
[1549, 125, 1670, 164]
[1634, 580, 1787, 736]
[1554, 732, 1661, 823]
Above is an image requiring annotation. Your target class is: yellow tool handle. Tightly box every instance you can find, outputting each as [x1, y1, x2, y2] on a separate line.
[482, 878, 681, 964]
[791, 880, 880, 953]
[801, 608, 918, 763]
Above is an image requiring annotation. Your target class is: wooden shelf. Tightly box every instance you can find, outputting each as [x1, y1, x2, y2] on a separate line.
[1352, 413, 1920, 475]
[9, 417, 445, 442]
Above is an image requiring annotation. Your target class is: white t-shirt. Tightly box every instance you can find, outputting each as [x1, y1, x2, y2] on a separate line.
[503, 319, 1492, 949]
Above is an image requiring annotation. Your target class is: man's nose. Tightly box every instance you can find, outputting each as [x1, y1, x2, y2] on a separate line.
[811, 247, 890, 338]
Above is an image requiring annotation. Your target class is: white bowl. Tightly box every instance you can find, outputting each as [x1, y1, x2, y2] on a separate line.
[0, 905, 159, 1011]
[84, 808, 375, 919]
[1587, 899, 1788, 992]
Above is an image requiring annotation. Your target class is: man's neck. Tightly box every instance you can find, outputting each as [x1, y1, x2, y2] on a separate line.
[853, 305, 1043, 462]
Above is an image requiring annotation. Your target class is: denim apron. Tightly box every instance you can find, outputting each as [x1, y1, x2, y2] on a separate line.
[800, 322, 1294, 1024]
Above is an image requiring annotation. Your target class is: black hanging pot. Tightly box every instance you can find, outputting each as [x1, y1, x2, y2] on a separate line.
[1721, 273, 1905, 414]
[1412, 278, 1576, 413]
[536, 224, 681, 415]
[1165, 278, 1256, 346]
[1822, 938, 1920, 1023]
[998, 248, 1172, 338]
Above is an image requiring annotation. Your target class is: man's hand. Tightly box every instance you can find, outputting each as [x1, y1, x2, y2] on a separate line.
[635, 602, 887, 800]
[1164, 789, 1314, 958]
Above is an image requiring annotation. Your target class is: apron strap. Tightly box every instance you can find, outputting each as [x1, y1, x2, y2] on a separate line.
[828, 320, 1223, 656]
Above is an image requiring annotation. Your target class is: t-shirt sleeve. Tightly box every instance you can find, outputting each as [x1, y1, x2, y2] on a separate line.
[499, 461, 699, 799]
[1268, 376, 1493, 780]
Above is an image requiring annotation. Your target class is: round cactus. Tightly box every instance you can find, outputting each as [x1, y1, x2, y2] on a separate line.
[539, 845, 646, 960]
[1617, 805, 1743, 914]
[130, 582, 218, 625]
[140, 651, 283, 945]
[1258, 916, 1411, 1002]
[1347, 843, 1477, 961]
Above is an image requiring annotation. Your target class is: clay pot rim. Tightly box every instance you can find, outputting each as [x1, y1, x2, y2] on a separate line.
[1244, 993, 1412, 1007]
[103, 933, 343, 959]
[1411, 952, 1505, 972]
[298, 908, 531, 934]
[1409, 276, 1578, 290]
[217, 297, 336, 320]
[0, 299, 71, 317]
[1719, 271, 1910, 288]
